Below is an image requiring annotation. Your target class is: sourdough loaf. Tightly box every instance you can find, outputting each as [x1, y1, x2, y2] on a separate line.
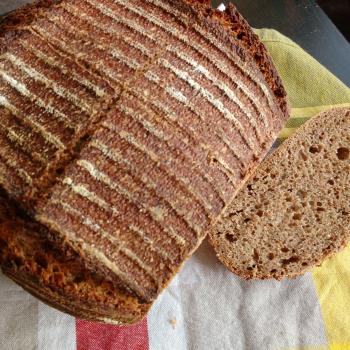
[210, 107, 350, 280]
[0, 0, 288, 323]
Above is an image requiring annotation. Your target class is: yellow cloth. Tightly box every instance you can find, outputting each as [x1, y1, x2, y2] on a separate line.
[255, 29, 350, 349]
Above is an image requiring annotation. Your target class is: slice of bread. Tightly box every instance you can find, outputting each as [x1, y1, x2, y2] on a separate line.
[209, 107, 350, 280]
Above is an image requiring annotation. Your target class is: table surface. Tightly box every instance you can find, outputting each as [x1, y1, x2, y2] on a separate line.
[1, 0, 350, 87]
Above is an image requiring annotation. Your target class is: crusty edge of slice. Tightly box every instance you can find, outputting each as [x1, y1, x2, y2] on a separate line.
[208, 107, 350, 280]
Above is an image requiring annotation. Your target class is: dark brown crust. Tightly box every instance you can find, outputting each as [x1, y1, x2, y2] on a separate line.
[0, 192, 150, 324]
[187, 0, 289, 120]
[0, 0, 118, 212]
[5, 270, 147, 324]
[220, 4, 288, 116]
[2, 259, 147, 324]
[33, 0, 287, 304]
[0, 1, 63, 53]
[1, 0, 289, 122]
[0, 0, 290, 323]
[4, 271, 124, 324]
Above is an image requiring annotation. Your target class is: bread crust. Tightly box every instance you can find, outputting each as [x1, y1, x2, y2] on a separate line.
[1, 0, 289, 119]
[0, 0, 289, 323]
[189, 0, 289, 119]
[0, 191, 151, 324]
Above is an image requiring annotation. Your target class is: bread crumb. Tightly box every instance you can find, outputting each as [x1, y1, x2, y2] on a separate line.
[169, 318, 177, 329]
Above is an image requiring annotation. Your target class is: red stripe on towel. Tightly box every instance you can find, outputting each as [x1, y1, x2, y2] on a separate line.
[76, 318, 149, 350]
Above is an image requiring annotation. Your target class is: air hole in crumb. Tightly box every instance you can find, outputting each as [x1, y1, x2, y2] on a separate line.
[286, 197, 292, 202]
[337, 147, 349, 160]
[247, 266, 253, 271]
[281, 247, 289, 253]
[302, 262, 308, 266]
[300, 151, 308, 161]
[229, 209, 243, 218]
[297, 190, 307, 199]
[244, 218, 251, 223]
[225, 233, 237, 243]
[317, 202, 322, 206]
[35, 253, 48, 269]
[327, 179, 335, 185]
[253, 249, 259, 262]
[270, 269, 277, 273]
[256, 210, 263, 217]
[341, 210, 348, 216]
[280, 256, 300, 265]
[317, 207, 325, 212]
[309, 145, 321, 153]
[268, 253, 274, 260]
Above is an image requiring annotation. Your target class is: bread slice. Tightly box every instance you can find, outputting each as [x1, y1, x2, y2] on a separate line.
[0, 0, 289, 323]
[209, 107, 350, 280]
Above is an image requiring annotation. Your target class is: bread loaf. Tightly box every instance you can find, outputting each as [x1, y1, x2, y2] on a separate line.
[0, 0, 288, 323]
[210, 107, 350, 280]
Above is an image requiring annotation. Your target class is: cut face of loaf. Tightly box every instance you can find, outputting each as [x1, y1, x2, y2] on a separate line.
[0, 0, 288, 323]
[210, 107, 350, 280]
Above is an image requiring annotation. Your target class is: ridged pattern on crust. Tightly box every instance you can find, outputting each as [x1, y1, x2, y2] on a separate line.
[0, 0, 288, 323]
[0, 194, 149, 324]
